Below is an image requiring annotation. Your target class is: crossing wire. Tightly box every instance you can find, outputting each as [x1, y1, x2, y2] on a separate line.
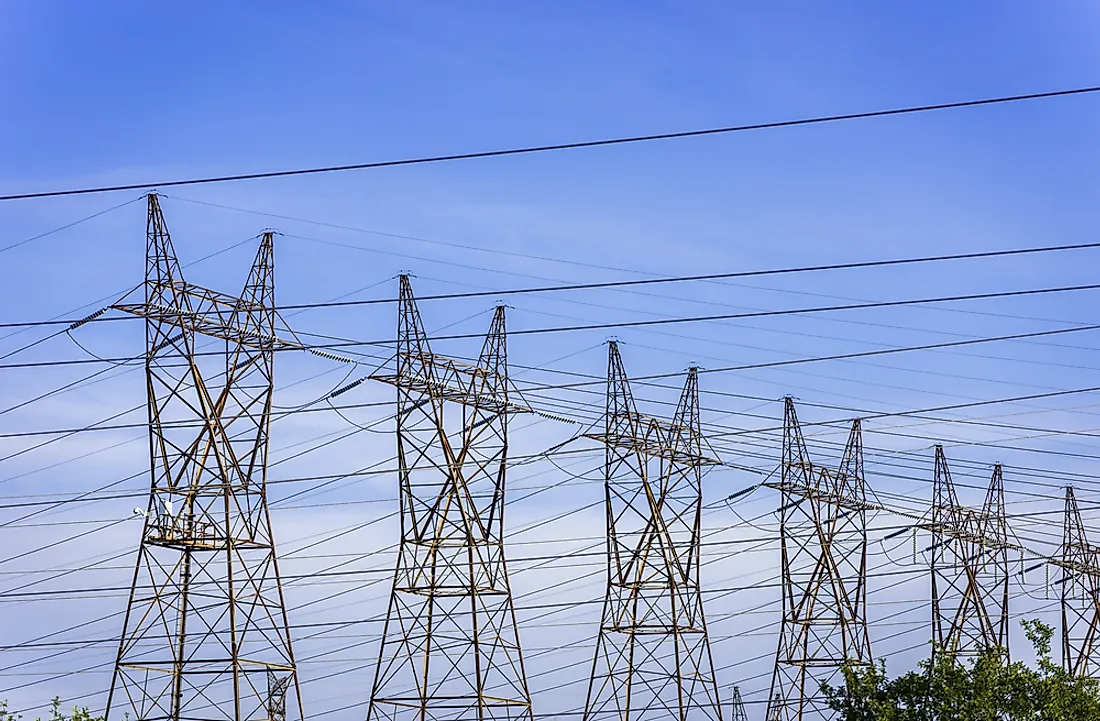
[2, 84, 1098, 201]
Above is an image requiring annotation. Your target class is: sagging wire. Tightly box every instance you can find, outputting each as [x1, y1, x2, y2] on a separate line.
[510, 414, 599, 475]
[63, 306, 144, 368]
[63, 331, 143, 368]
[726, 498, 776, 533]
[542, 449, 604, 482]
[325, 396, 393, 435]
[719, 464, 780, 532]
[1014, 561, 1058, 602]
[270, 365, 358, 412]
[274, 337, 395, 413]
[878, 527, 924, 568]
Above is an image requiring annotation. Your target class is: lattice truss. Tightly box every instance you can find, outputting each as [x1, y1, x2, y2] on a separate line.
[106, 195, 302, 721]
[767, 398, 872, 721]
[366, 276, 533, 721]
[582, 342, 723, 721]
[930, 445, 1010, 659]
[1061, 486, 1100, 676]
[728, 686, 748, 721]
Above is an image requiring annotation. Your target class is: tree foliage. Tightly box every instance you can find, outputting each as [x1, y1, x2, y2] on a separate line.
[823, 621, 1100, 721]
[0, 698, 102, 721]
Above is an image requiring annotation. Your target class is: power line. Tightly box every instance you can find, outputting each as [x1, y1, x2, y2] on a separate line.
[273, 244, 1100, 310]
[6, 496, 1089, 608]
[0, 464, 1078, 708]
[2, 85, 1098, 202]
[6, 327, 1100, 509]
[7, 240, 1100, 331]
[3, 326, 1100, 496]
[5, 257, 1100, 707]
[0, 196, 144, 253]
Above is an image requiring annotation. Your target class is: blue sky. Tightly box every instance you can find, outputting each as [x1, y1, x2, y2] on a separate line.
[1, 3, 1100, 719]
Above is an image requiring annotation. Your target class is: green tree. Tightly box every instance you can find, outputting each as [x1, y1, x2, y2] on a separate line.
[0, 698, 102, 721]
[823, 620, 1100, 721]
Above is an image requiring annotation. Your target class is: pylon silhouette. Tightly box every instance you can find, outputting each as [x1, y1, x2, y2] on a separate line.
[106, 195, 302, 721]
[766, 398, 871, 721]
[728, 686, 748, 721]
[930, 446, 1009, 660]
[366, 276, 533, 721]
[583, 342, 723, 721]
[1060, 485, 1100, 675]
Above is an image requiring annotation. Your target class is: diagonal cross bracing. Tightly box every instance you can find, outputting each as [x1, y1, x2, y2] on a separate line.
[767, 397, 871, 721]
[582, 342, 723, 721]
[728, 686, 748, 721]
[106, 195, 303, 721]
[1061, 485, 1100, 676]
[366, 275, 533, 721]
[930, 445, 1010, 660]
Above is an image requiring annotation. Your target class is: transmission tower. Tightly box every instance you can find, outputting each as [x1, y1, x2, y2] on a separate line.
[1061, 485, 1100, 676]
[366, 276, 533, 721]
[106, 195, 303, 721]
[582, 342, 723, 721]
[766, 397, 871, 721]
[929, 446, 1010, 660]
[728, 687, 748, 721]
[766, 695, 782, 721]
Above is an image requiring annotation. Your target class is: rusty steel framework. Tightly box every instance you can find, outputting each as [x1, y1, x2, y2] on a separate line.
[106, 195, 303, 721]
[728, 687, 748, 721]
[582, 342, 723, 721]
[366, 276, 533, 721]
[766, 398, 871, 721]
[1061, 485, 1100, 676]
[929, 446, 1010, 660]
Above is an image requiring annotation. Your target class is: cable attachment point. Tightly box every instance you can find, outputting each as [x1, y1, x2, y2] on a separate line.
[726, 485, 758, 503]
[66, 307, 108, 332]
[308, 347, 356, 364]
[329, 377, 366, 399]
[533, 409, 579, 424]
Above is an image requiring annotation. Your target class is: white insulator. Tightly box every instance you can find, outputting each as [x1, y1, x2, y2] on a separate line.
[534, 410, 579, 424]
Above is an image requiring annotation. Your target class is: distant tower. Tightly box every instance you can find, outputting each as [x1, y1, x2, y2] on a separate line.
[106, 195, 303, 721]
[366, 276, 533, 721]
[729, 686, 749, 721]
[930, 446, 1010, 659]
[1061, 485, 1100, 676]
[766, 694, 782, 721]
[583, 342, 723, 721]
[767, 398, 872, 720]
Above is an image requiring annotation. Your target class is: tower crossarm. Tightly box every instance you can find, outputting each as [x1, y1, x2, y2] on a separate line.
[762, 473, 876, 515]
[372, 350, 530, 414]
[115, 281, 301, 351]
[1050, 551, 1100, 575]
[586, 409, 720, 465]
[923, 507, 1016, 552]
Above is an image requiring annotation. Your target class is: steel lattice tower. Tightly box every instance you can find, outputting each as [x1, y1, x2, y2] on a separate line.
[766, 695, 781, 721]
[728, 687, 748, 721]
[366, 276, 533, 721]
[106, 195, 303, 721]
[583, 342, 723, 721]
[1061, 485, 1100, 676]
[930, 446, 1009, 660]
[766, 398, 871, 721]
